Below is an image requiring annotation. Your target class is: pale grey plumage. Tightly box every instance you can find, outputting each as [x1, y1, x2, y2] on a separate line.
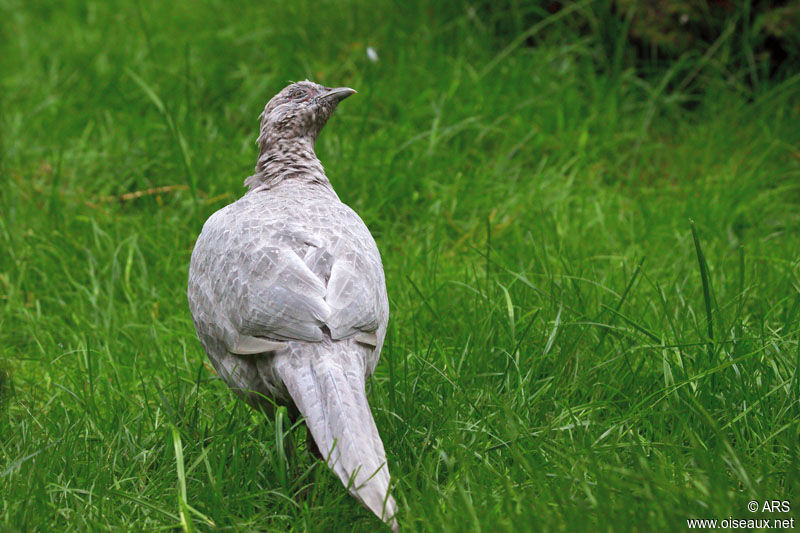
[187, 81, 398, 529]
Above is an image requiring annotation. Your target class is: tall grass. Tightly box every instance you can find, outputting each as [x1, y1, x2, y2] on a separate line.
[1, 0, 799, 531]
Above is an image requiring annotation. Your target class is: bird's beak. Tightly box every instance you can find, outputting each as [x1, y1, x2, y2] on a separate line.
[322, 87, 357, 103]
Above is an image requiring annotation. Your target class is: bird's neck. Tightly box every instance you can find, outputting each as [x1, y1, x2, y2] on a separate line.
[245, 136, 335, 194]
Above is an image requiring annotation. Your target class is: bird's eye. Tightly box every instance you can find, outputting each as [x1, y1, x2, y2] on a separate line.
[292, 89, 307, 99]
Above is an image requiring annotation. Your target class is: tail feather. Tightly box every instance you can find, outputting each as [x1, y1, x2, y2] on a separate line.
[276, 344, 398, 530]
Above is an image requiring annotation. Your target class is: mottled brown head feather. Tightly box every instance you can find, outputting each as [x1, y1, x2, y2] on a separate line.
[245, 81, 355, 191]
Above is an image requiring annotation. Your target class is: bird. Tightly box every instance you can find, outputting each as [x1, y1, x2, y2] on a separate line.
[187, 80, 398, 530]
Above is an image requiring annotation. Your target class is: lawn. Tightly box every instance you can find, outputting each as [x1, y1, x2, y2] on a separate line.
[1, 1, 799, 531]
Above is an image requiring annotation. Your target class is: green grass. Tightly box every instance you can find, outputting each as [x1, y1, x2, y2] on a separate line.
[2, 0, 799, 531]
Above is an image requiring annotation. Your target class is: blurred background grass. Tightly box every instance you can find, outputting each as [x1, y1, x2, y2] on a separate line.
[1, 0, 799, 531]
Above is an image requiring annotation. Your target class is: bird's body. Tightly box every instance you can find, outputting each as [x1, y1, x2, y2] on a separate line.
[187, 81, 398, 529]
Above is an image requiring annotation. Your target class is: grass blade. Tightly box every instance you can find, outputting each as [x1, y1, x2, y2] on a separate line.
[170, 425, 194, 533]
[690, 220, 715, 365]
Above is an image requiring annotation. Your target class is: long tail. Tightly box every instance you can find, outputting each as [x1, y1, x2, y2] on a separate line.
[275, 343, 398, 531]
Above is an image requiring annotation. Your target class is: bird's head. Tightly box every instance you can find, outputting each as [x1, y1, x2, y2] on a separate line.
[257, 80, 356, 148]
